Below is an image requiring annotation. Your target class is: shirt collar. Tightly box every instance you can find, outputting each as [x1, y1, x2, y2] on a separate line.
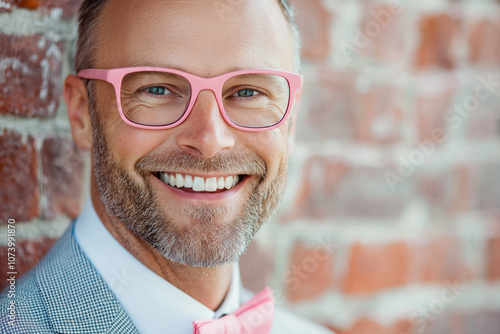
[74, 198, 241, 334]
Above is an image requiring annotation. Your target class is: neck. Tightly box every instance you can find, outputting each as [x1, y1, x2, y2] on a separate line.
[90, 184, 233, 310]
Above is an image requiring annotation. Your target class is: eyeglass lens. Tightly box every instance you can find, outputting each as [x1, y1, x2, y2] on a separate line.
[120, 71, 291, 128]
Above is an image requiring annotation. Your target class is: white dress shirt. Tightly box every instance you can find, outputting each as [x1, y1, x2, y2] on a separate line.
[74, 199, 241, 334]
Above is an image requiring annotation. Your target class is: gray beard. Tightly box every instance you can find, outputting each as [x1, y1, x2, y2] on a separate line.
[91, 113, 288, 267]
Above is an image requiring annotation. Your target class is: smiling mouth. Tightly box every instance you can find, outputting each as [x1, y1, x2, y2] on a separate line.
[152, 172, 246, 193]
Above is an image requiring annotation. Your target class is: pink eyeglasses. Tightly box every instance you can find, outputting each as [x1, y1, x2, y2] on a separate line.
[78, 67, 303, 132]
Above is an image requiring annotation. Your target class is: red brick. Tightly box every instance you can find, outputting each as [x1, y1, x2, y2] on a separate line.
[282, 156, 349, 221]
[416, 171, 451, 215]
[358, 4, 406, 62]
[353, 83, 403, 144]
[449, 166, 472, 213]
[430, 162, 500, 214]
[416, 14, 460, 69]
[389, 320, 412, 334]
[328, 318, 410, 334]
[466, 97, 500, 140]
[416, 166, 472, 216]
[17, 0, 40, 10]
[415, 73, 456, 142]
[283, 156, 410, 221]
[343, 242, 410, 294]
[0, 237, 57, 290]
[418, 162, 500, 217]
[290, 0, 332, 60]
[285, 241, 335, 302]
[469, 20, 500, 65]
[41, 137, 84, 220]
[414, 237, 471, 282]
[298, 68, 403, 143]
[0, 130, 39, 223]
[0, 34, 64, 117]
[487, 237, 500, 281]
[17, 0, 82, 19]
[296, 70, 357, 141]
[239, 240, 275, 293]
[486, 214, 500, 235]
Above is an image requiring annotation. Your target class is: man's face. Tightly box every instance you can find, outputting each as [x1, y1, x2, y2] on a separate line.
[90, 0, 297, 267]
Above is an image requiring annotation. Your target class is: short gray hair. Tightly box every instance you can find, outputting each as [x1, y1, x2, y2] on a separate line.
[74, 0, 301, 73]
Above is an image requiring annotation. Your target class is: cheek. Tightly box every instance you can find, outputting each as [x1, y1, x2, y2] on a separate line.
[250, 129, 289, 176]
[113, 131, 152, 168]
[97, 100, 173, 172]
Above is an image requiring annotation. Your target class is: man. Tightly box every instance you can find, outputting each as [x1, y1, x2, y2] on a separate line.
[1, 0, 333, 333]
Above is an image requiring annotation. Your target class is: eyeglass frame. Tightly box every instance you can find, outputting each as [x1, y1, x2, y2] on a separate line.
[77, 66, 303, 132]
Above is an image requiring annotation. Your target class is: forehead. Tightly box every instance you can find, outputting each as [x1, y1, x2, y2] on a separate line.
[95, 0, 294, 75]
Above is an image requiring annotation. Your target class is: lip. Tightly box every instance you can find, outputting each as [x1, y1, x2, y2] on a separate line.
[150, 172, 249, 201]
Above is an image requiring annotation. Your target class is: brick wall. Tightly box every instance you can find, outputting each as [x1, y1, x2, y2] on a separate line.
[1, 1, 499, 334]
[0, 0, 84, 288]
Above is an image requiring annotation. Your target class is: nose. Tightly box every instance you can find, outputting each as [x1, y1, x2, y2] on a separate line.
[175, 90, 235, 158]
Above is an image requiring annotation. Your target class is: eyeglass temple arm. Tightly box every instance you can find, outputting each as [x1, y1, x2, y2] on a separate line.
[77, 69, 109, 81]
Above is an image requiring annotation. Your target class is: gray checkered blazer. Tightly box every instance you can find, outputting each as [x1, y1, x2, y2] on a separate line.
[0, 224, 334, 334]
[0, 225, 139, 334]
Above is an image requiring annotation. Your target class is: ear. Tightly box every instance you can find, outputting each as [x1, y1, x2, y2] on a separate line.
[64, 74, 92, 150]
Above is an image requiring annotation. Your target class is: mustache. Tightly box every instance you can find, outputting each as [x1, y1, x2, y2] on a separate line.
[135, 150, 267, 177]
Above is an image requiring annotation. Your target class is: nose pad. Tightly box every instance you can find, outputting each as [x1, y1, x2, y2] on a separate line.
[176, 90, 235, 158]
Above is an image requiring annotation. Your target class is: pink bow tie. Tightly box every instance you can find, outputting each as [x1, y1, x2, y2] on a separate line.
[193, 287, 275, 334]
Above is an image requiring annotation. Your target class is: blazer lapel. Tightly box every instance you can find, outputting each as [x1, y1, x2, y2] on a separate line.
[35, 224, 139, 334]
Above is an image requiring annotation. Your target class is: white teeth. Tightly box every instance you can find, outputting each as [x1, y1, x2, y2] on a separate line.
[205, 177, 217, 192]
[224, 176, 233, 190]
[193, 177, 205, 191]
[184, 175, 193, 188]
[176, 174, 184, 188]
[217, 177, 225, 190]
[158, 173, 242, 192]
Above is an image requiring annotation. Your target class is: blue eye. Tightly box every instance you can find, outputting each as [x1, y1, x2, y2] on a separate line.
[147, 87, 170, 95]
[234, 89, 259, 97]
